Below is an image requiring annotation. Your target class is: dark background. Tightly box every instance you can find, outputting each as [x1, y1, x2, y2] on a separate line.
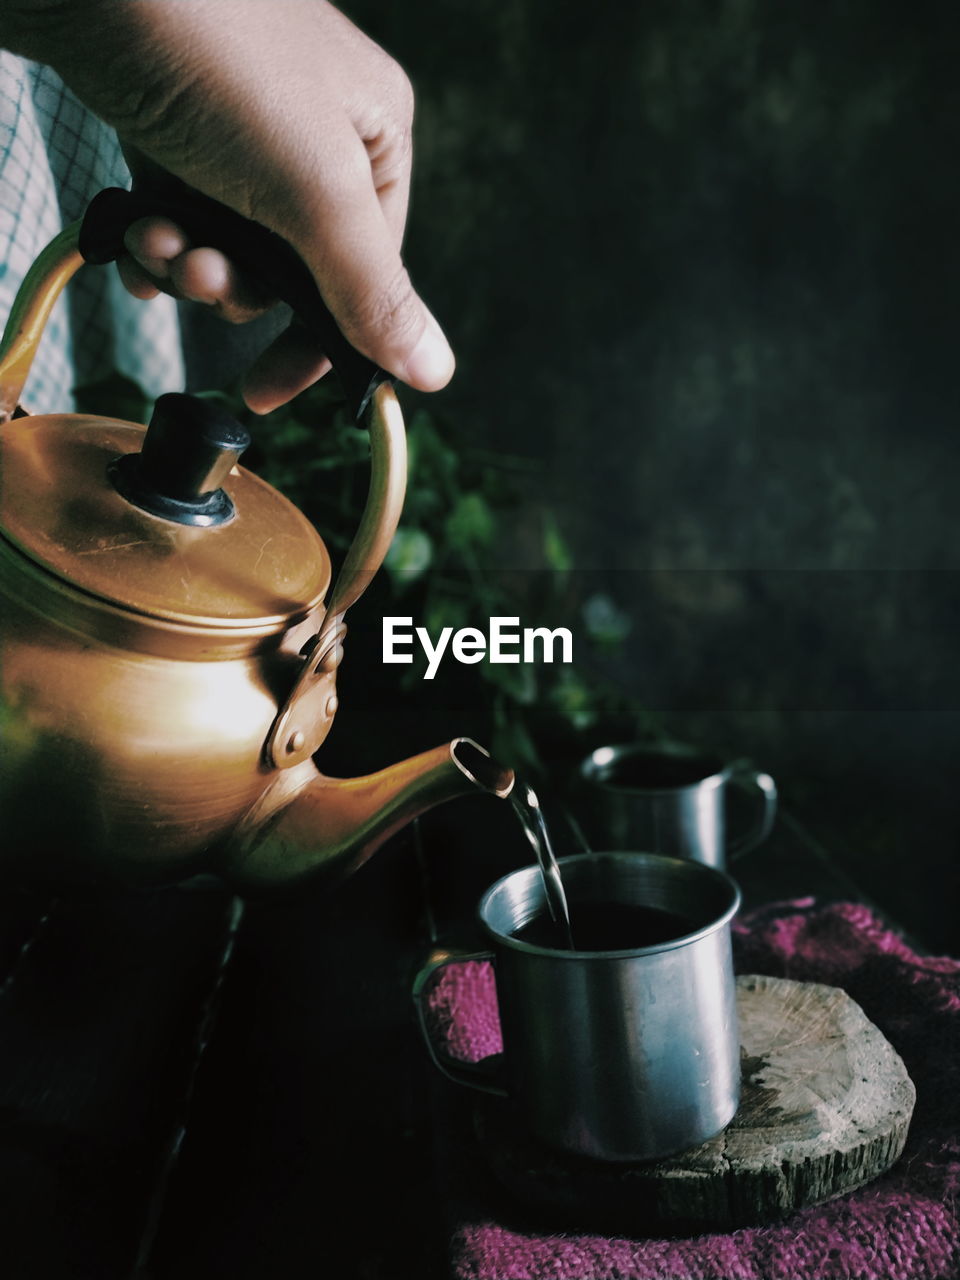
[6, 5, 956, 1276]
[309, 0, 960, 955]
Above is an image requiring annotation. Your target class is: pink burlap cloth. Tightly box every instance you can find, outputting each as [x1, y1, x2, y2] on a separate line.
[423, 899, 960, 1280]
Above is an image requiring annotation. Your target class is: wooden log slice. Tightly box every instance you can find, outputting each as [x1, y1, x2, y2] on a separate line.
[473, 974, 916, 1233]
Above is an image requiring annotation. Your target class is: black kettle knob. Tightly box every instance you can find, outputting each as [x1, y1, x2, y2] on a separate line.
[110, 393, 251, 526]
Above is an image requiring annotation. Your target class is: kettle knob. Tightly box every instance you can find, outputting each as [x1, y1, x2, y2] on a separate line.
[110, 392, 251, 526]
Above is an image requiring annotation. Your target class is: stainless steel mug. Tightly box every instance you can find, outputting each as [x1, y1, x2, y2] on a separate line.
[579, 743, 777, 869]
[413, 852, 741, 1162]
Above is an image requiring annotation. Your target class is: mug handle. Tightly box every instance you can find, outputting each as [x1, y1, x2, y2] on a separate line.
[411, 946, 508, 1097]
[726, 765, 778, 861]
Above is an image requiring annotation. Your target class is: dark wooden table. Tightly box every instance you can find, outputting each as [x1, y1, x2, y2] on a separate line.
[0, 799, 923, 1279]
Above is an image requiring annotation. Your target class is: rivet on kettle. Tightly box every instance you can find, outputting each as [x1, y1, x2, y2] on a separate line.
[325, 694, 339, 718]
[286, 731, 306, 755]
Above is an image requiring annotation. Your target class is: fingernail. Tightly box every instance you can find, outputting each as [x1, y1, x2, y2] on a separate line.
[403, 313, 455, 389]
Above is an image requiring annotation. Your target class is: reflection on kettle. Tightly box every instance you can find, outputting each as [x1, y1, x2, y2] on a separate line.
[0, 189, 515, 892]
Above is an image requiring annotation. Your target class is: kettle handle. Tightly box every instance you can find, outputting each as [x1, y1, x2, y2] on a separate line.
[79, 185, 392, 422]
[264, 376, 407, 769]
[1, 184, 394, 424]
[0, 224, 85, 422]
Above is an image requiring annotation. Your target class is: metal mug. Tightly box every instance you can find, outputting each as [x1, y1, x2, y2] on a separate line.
[579, 743, 778, 869]
[413, 852, 741, 1162]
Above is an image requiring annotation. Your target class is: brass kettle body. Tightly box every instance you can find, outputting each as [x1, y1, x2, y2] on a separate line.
[0, 199, 514, 892]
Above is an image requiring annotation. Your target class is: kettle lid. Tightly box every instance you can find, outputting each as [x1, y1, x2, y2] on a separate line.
[0, 394, 331, 629]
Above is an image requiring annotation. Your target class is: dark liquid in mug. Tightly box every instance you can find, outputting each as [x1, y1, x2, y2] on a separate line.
[512, 901, 695, 951]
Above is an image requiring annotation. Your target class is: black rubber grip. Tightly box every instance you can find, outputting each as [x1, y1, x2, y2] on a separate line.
[79, 185, 392, 422]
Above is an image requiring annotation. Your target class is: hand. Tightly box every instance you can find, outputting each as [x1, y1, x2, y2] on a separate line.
[6, 0, 454, 412]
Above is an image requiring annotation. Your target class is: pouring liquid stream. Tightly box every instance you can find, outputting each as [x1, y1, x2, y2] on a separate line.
[511, 783, 576, 949]
[509, 786, 703, 952]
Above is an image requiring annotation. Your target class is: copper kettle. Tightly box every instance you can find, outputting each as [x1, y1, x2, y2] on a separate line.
[0, 189, 514, 892]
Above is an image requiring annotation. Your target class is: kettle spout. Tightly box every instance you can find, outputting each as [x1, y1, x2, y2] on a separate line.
[228, 738, 514, 891]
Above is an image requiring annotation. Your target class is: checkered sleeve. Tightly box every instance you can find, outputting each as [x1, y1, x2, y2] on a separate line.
[0, 53, 184, 414]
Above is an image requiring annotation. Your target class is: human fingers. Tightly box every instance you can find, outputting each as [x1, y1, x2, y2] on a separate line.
[120, 190, 438, 390]
[241, 322, 332, 416]
[116, 254, 161, 301]
[121, 212, 332, 406]
[285, 126, 454, 392]
[123, 218, 275, 322]
[168, 248, 277, 324]
[359, 89, 413, 249]
[123, 216, 188, 277]
[118, 231, 325, 410]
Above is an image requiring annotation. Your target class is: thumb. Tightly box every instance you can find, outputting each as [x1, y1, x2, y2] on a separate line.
[284, 141, 454, 392]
